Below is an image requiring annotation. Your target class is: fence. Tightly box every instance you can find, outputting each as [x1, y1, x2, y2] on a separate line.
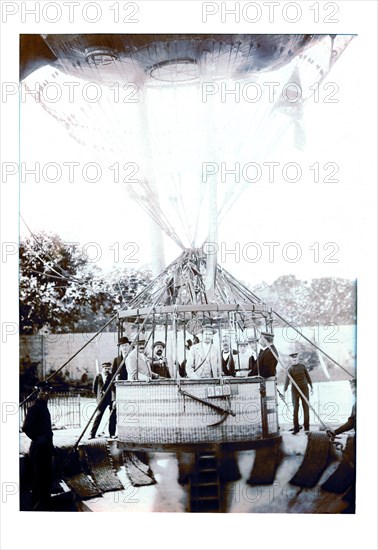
[19, 393, 81, 430]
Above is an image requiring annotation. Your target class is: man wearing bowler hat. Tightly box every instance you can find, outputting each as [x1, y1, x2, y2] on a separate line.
[186, 324, 221, 379]
[149, 341, 171, 378]
[112, 336, 132, 381]
[22, 381, 55, 510]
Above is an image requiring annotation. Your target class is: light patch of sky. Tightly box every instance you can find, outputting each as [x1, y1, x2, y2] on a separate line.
[19, 37, 363, 285]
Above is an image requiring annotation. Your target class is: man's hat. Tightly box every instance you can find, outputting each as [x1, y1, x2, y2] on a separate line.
[34, 381, 53, 391]
[247, 336, 258, 343]
[101, 362, 112, 368]
[137, 338, 146, 345]
[202, 324, 217, 333]
[260, 331, 274, 338]
[287, 344, 299, 357]
[153, 341, 165, 348]
[118, 336, 130, 345]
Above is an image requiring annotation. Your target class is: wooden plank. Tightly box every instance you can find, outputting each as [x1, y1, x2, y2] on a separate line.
[118, 303, 268, 318]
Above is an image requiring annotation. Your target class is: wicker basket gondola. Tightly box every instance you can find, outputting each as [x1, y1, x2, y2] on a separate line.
[116, 377, 280, 451]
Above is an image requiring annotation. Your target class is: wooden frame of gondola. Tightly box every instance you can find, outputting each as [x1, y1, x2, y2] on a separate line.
[118, 303, 271, 318]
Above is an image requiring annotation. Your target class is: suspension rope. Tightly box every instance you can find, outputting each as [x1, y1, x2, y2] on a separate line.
[20, 216, 85, 285]
[73, 280, 169, 449]
[236, 301, 329, 430]
[223, 268, 353, 376]
[265, 340, 329, 431]
[19, 313, 118, 406]
[272, 311, 354, 377]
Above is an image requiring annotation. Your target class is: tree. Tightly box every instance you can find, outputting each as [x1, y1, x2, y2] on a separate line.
[251, 275, 356, 326]
[20, 232, 95, 333]
[19, 231, 153, 334]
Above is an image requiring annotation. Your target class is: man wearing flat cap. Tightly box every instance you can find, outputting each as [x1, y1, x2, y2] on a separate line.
[89, 362, 116, 439]
[283, 351, 313, 434]
[22, 381, 54, 510]
[186, 324, 221, 379]
[249, 331, 279, 378]
[149, 341, 171, 378]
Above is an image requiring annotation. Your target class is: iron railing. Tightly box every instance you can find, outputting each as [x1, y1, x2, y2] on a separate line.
[19, 392, 81, 429]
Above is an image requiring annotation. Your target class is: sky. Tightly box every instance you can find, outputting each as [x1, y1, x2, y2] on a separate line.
[18, 36, 365, 285]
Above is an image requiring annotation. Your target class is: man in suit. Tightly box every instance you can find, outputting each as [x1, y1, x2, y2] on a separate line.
[220, 334, 237, 377]
[22, 381, 55, 511]
[247, 336, 259, 376]
[236, 340, 251, 376]
[249, 331, 278, 378]
[126, 339, 161, 381]
[112, 336, 131, 381]
[89, 362, 116, 439]
[149, 341, 171, 378]
[283, 351, 313, 434]
[186, 325, 221, 379]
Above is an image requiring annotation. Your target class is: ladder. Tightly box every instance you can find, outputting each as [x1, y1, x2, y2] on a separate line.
[189, 453, 221, 512]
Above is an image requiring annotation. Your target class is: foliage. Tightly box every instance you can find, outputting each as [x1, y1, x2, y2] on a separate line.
[251, 275, 356, 327]
[19, 359, 40, 395]
[19, 232, 153, 334]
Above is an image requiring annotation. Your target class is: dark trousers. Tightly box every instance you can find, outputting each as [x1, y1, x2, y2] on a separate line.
[29, 442, 52, 511]
[90, 401, 116, 437]
[292, 385, 310, 430]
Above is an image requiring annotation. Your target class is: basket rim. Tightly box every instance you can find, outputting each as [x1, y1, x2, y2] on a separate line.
[118, 302, 270, 318]
[115, 377, 266, 386]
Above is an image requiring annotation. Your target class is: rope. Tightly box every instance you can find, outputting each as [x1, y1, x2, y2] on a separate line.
[223, 268, 353, 377]
[19, 257, 177, 407]
[19, 313, 118, 406]
[272, 311, 354, 377]
[236, 300, 329, 430]
[20, 216, 85, 285]
[73, 280, 169, 449]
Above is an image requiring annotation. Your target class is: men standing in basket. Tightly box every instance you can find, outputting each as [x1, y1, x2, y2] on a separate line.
[283, 351, 314, 434]
[126, 338, 161, 381]
[149, 341, 171, 378]
[249, 331, 278, 378]
[220, 333, 237, 377]
[112, 336, 131, 381]
[186, 325, 221, 379]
